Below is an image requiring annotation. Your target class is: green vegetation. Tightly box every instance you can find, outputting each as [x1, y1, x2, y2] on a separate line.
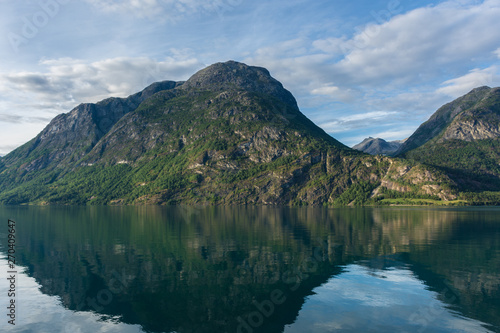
[375, 198, 468, 206]
[375, 187, 441, 201]
[458, 191, 500, 205]
[333, 181, 379, 206]
[405, 139, 500, 191]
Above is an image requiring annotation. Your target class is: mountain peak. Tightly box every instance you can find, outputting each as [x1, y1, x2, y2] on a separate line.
[181, 61, 298, 109]
[182, 61, 270, 88]
[469, 85, 491, 93]
[353, 137, 403, 155]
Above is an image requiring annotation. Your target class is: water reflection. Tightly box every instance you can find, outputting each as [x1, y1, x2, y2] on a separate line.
[285, 261, 492, 333]
[0, 256, 144, 333]
[0, 206, 499, 333]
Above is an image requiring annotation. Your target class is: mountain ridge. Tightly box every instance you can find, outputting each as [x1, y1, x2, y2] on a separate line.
[0, 61, 461, 205]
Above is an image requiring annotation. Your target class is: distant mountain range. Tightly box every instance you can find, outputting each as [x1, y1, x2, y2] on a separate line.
[0, 61, 498, 205]
[353, 137, 405, 155]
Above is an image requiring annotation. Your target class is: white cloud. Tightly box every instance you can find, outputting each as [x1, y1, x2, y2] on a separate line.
[341, 111, 396, 123]
[366, 90, 453, 117]
[372, 128, 415, 141]
[436, 65, 500, 97]
[254, 0, 500, 94]
[320, 111, 398, 133]
[495, 47, 500, 59]
[331, 0, 500, 86]
[312, 37, 348, 56]
[311, 85, 339, 96]
[308, 85, 360, 105]
[84, 0, 244, 20]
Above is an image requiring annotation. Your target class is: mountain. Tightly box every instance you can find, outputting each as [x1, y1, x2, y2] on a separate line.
[395, 86, 496, 155]
[0, 80, 181, 172]
[395, 86, 500, 192]
[353, 137, 404, 155]
[0, 61, 456, 205]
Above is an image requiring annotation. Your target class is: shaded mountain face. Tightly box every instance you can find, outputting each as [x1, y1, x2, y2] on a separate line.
[353, 137, 404, 155]
[395, 86, 500, 191]
[0, 61, 455, 205]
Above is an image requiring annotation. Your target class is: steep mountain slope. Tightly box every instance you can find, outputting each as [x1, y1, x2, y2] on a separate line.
[395, 86, 500, 191]
[0, 61, 455, 205]
[395, 86, 494, 156]
[353, 137, 404, 155]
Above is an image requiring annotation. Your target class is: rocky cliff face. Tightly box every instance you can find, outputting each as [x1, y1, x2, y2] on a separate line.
[439, 89, 500, 142]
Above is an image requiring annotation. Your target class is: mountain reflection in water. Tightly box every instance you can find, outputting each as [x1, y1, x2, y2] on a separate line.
[0, 206, 499, 333]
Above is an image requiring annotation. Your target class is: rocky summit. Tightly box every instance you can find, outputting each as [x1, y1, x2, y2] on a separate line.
[0, 61, 463, 205]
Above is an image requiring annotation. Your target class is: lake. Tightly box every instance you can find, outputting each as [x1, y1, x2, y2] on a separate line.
[0, 206, 499, 333]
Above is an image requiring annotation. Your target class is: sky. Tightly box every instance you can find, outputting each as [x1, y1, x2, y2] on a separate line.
[0, 0, 499, 155]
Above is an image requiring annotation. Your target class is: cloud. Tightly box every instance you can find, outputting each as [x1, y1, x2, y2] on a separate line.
[311, 85, 339, 96]
[1, 54, 204, 111]
[0, 113, 52, 124]
[0, 120, 51, 156]
[312, 37, 349, 57]
[84, 0, 244, 20]
[320, 111, 398, 133]
[436, 66, 500, 97]
[0, 143, 25, 156]
[252, 0, 500, 93]
[367, 90, 453, 116]
[371, 128, 415, 141]
[329, 0, 500, 86]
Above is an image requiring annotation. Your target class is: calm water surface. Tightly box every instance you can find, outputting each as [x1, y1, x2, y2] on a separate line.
[0, 206, 499, 333]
